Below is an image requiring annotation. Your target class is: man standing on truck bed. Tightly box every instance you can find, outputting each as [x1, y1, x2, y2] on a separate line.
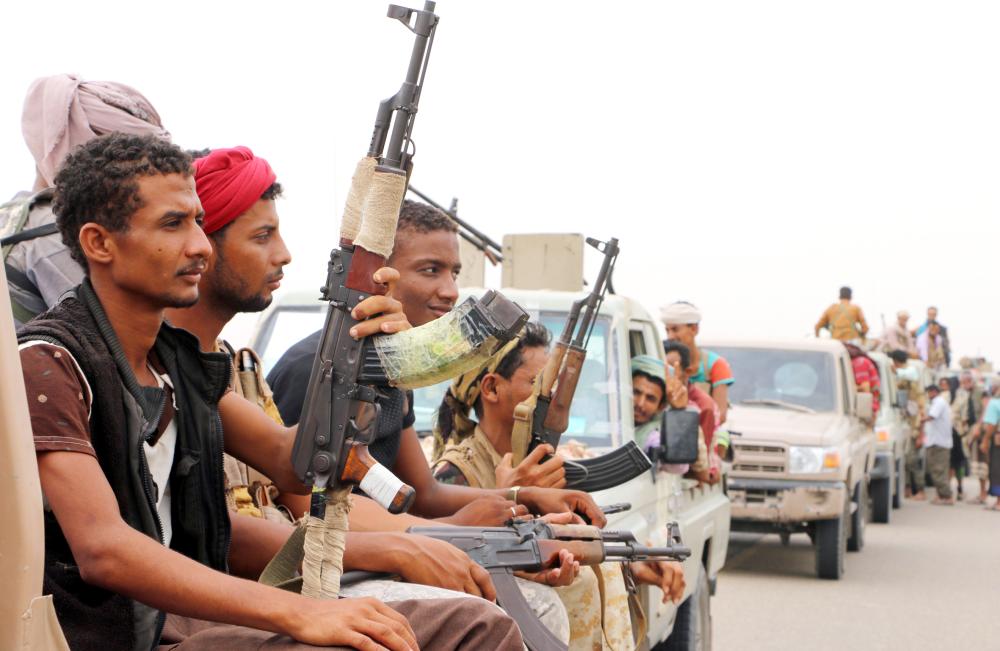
[815, 286, 869, 343]
[661, 300, 735, 425]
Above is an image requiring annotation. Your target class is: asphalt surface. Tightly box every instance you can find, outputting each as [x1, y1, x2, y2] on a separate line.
[713, 478, 999, 650]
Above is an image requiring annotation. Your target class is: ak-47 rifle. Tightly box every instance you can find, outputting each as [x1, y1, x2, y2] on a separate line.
[409, 519, 691, 651]
[288, 1, 528, 599]
[509, 237, 653, 492]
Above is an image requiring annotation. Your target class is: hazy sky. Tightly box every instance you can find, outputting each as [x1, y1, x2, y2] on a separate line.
[2, 1, 998, 361]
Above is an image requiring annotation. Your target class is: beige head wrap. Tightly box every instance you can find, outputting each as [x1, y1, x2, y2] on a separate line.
[22, 74, 170, 185]
[659, 301, 702, 325]
[432, 335, 523, 456]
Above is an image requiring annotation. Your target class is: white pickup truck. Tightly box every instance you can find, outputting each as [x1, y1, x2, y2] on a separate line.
[250, 287, 731, 651]
[703, 338, 875, 580]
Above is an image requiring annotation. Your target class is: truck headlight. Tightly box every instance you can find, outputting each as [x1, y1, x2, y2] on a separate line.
[789, 446, 841, 474]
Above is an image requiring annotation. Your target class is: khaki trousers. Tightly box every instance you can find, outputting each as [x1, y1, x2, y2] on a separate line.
[926, 446, 953, 499]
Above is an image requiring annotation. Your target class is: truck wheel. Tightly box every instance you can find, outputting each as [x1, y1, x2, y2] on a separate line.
[847, 482, 866, 552]
[871, 477, 891, 524]
[657, 566, 711, 651]
[815, 500, 847, 580]
[892, 458, 903, 510]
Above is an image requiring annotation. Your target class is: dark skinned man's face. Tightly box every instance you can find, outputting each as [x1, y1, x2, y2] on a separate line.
[633, 374, 665, 426]
[665, 323, 698, 350]
[387, 228, 461, 327]
[106, 173, 210, 309]
[203, 199, 291, 314]
[482, 346, 548, 435]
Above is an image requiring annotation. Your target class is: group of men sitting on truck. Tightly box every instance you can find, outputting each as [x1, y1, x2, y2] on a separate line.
[6, 74, 698, 650]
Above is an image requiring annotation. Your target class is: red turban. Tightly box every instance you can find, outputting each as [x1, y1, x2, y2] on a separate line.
[193, 146, 277, 234]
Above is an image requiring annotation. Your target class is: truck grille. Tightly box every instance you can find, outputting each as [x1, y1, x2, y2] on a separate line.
[732, 443, 787, 474]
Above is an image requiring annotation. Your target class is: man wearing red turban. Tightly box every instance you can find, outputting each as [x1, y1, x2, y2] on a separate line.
[164, 148, 505, 631]
[193, 146, 279, 236]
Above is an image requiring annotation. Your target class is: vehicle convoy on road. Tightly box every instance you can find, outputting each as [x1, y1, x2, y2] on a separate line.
[250, 234, 731, 651]
[703, 339, 875, 580]
[869, 351, 908, 522]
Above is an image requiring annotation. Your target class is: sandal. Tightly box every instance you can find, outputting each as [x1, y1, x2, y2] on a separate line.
[967, 496, 986, 505]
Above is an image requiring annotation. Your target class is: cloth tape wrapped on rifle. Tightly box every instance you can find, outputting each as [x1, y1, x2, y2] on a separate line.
[261, 1, 528, 600]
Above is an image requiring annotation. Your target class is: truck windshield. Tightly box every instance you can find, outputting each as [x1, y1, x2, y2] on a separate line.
[413, 313, 619, 448]
[713, 347, 837, 413]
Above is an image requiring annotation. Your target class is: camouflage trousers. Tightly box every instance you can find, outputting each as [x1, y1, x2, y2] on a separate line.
[341, 577, 570, 645]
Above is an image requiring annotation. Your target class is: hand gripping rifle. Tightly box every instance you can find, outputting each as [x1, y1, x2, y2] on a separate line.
[509, 237, 652, 492]
[289, 1, 527, 599]
[409, 519, 691, 651]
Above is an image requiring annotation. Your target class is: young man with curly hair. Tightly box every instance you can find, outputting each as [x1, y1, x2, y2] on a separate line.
[19, 133, 523, 650]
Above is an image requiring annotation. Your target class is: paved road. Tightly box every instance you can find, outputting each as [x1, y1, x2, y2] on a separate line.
[713, 478, 999, 650]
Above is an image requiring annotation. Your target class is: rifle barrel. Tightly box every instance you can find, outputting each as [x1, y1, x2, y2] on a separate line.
[408, 185, 504, 259]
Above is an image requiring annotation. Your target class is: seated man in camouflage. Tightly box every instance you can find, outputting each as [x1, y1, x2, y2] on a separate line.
[434, 323, 686, 650]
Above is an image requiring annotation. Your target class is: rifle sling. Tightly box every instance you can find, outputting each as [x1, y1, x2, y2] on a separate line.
[259, 523, 395, 592]
[490, 568, 567, 651]
[0, 221, 59, 247]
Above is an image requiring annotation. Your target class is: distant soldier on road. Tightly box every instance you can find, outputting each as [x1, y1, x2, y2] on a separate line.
[815, 286, 869, 343]
[889, 350, 927, 500]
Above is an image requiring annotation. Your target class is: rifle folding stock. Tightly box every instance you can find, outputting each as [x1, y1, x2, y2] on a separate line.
[408, 519, 691, 651]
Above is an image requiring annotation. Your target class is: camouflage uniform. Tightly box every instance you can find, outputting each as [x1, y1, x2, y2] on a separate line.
[1, 189, 84, 325]
[897, 374, 927, 493]
[436, 426, 635, 650]
[219, 342, 302, 522]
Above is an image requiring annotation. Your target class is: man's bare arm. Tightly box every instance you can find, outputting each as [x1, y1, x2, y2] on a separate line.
[857, 308, 869, 335]
[38, 451, 416, 650]
[219, 391, 307, 495]
[394, 426, 487, 517]
[714, 383, 730, 425]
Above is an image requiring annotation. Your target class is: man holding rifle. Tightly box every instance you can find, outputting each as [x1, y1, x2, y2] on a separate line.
[164, 146, 518, 603]
[432, 323, 686, 649]
[19, 133, 524, 650]
[268, 199, 606, 529]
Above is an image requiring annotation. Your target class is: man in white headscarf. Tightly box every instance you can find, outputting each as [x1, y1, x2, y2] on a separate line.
[1, 74, 169, 325]
[660, 300, 735, 425]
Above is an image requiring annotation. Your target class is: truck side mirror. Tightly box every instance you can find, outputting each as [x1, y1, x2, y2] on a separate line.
[855, 392, 874, 422]
[895, 388, 909, 412]
[659, 409, 700, 465]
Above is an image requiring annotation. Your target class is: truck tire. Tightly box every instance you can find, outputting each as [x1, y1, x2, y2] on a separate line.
[815, 499, 847, 580]
[656, 566, 711, 651]
[892, 458, 903, 510]
[847, 481, 866, 552]
[871, 476, 891, 524]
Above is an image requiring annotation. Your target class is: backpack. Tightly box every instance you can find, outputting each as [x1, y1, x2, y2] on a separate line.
[0, 189, 59, 324]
